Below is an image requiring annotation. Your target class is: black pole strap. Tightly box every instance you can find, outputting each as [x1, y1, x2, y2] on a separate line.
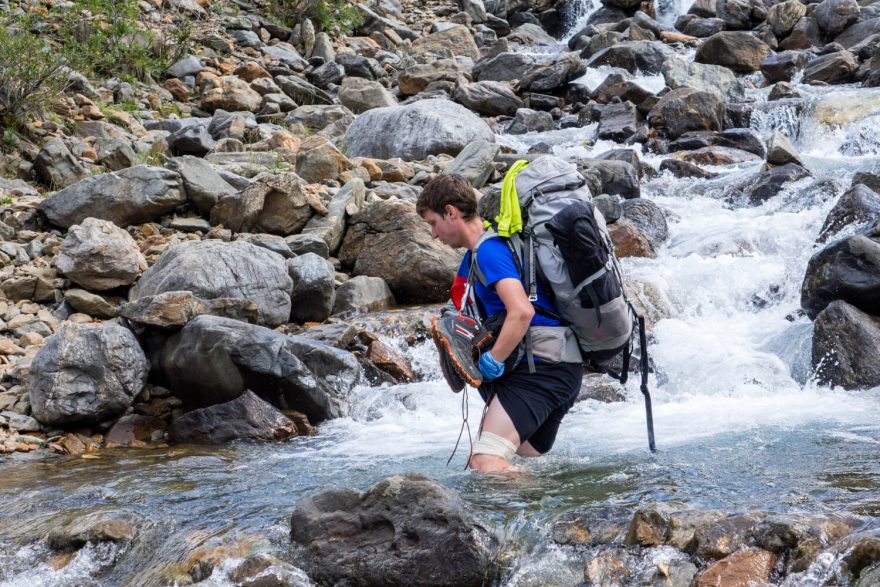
[637, 315, 656, 453]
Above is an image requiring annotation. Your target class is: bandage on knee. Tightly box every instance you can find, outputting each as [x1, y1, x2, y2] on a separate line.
[472, 431, 516, 459]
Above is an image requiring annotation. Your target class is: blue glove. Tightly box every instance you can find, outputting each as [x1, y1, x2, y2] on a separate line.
[478, 351, 505, 381]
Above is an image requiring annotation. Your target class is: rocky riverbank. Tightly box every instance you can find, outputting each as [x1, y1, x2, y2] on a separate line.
[1, 0, 880, 582]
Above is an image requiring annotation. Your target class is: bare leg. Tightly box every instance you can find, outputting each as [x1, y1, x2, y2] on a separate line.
[469, 396, 521, 473]
[516, 441, 543, 457]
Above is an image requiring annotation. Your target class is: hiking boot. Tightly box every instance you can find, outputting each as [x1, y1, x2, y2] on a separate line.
[431, 313, 486, 391]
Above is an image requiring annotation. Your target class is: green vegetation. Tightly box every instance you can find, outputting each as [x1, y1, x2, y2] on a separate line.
[266, 0, 363, 36]
[0, 196, 13, 206]
[56, 0, 193, 82]
[0, 19, 72, 130]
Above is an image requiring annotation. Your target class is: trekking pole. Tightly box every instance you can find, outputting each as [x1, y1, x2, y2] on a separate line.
[637, 316, 657, 453]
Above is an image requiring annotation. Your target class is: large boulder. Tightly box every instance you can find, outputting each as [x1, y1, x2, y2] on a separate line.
[287, 253, 336, 323]
[295, 136, 355, 183]
[817, 184, 880, 243]
[647, 88, 725, 139]
[661, 59, 745, 100]
[129, 240, 293, 327]
[28, 322, 149, 426]
[586, 40, 675, 74]
[41, 165, 185, 229]
[834, 17, 880, 49]
[694, 549, 777, 587]
[621, 198, 669, 254]
[56, 218, 147, 291]
[290, 473, 497, 587]
[210, 172, 329, 236]
[146, 315, 360, 422]
[761, 51, 810, 83]
[812, 300, 880, 390]
[168, 390, 298, 444]
[344, 99, 495, 161]
[118, 291, 262, 329]
[338, 199, 460, 303]
[695, 32, 772, 73]
[597, 101, 640, 141]
[801, 228, 880, 319]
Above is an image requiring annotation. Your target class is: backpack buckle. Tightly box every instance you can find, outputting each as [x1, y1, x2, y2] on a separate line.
[528, 293, 538, 302]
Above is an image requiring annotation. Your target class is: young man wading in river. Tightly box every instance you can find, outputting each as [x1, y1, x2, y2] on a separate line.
[417, 174, 583, 474]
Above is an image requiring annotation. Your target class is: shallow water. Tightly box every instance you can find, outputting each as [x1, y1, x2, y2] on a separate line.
[4, 3, 880, 586]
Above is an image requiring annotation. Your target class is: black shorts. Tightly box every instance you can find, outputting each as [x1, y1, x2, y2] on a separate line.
[479, 361, 583, 454]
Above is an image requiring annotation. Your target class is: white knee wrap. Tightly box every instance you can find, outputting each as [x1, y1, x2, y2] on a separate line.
[472, 431, 516, 459]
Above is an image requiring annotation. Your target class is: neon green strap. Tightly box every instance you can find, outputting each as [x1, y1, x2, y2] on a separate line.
[495, 159, 530, 237]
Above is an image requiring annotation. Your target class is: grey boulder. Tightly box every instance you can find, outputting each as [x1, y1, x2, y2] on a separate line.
[41, 165, 185, 229]
[56, 217, 147, 291]
[146, 315, 360, 422]
[129, 240, 293, 327]
[344, 99, 495, 161]
[815, 0, 860, 37]
[338, 77, 397, 114]
[290, 473, 497, 587]
[28, 322, 148, 426]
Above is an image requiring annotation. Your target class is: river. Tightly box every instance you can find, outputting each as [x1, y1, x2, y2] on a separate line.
[2, 1, 880, 585]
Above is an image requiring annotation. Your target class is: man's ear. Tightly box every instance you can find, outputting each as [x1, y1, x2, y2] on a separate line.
[444, 204, 459, 219]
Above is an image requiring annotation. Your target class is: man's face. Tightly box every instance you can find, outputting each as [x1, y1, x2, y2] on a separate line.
[423, 206, 462, 248]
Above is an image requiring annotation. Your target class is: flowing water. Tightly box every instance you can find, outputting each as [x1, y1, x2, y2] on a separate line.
[4, 4, 880, 586]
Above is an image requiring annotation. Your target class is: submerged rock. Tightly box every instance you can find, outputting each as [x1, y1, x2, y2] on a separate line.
[743, 163, 811, 205]
[553, 506, 631, 546]
[290, 473, 498, 586]
[47, 509, 142, 550]
[812, 300, 880, 390]
[168, 390, 297, 444]
[694, 548, 777, 587]
[817, 184, 880, 243]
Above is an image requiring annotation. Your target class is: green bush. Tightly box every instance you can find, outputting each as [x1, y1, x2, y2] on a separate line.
[267, 0, 363, 36]
[56, 0, 191, 82]
[0, 20, 72, 129]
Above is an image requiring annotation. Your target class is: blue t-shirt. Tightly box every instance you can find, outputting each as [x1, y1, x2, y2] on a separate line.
[457, 236, 561, 327]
